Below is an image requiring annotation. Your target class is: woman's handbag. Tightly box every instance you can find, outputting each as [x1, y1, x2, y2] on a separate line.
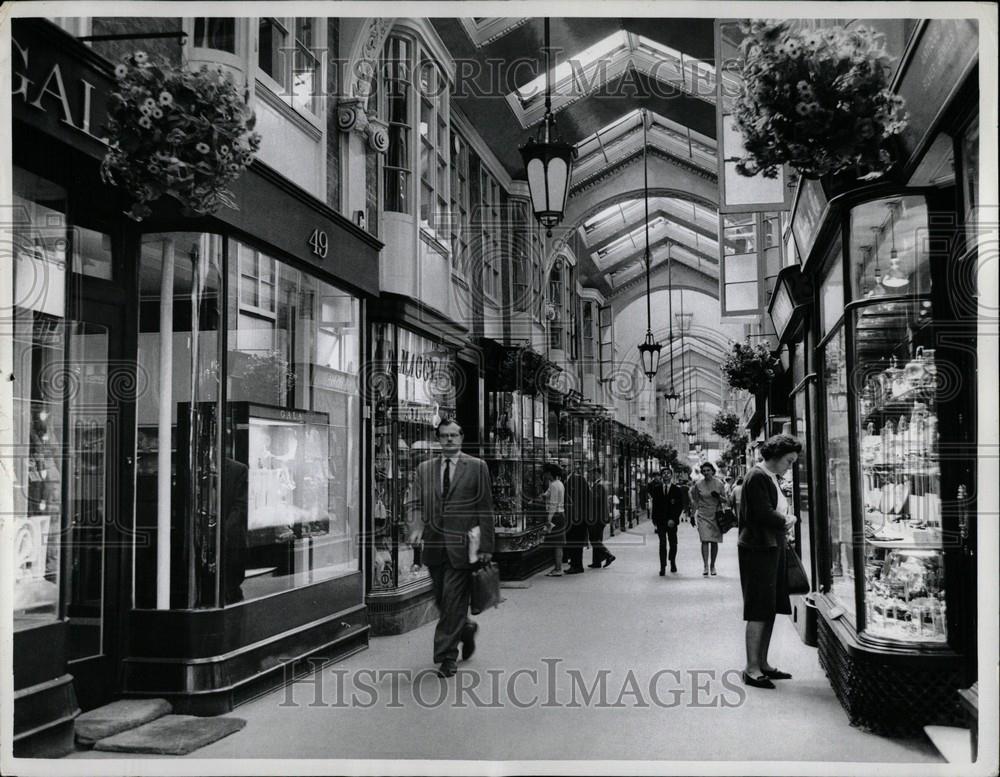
[471, 562, 501, 615]
[717, 506, 738, 534]
[786, 545, 810, 595]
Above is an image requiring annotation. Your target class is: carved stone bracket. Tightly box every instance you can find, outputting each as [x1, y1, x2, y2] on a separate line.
[337, 97, 370, 135]
[366, 116, 389, 154]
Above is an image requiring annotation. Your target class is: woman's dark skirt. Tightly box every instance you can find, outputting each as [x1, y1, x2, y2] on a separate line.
[738, 543, 792, 621]
[544, 511, 567, 545]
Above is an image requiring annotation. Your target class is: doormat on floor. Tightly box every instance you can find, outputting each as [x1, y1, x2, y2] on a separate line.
[92, 715, 246, 755]
[75, 698, 173, 747]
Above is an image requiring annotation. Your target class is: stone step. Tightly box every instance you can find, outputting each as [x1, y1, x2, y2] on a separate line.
[74, 698, 173, 748]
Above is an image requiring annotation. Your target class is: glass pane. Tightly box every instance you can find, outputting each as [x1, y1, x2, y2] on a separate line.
[133, 233, 223, 609]
[725, 281, 758, 312]
[66, 323, 109, 660]
[819, 239, 844, 336]
[258, 18, 287, 86]
[73, 226, 114, 281]
[194, 18, 236, 52]
[824, 325, 855, 622]
[12, 168, 67, 628]
[962, 117, 979, 219]
[225, 241, 361, 603]
[850, 195, 930, 301]
[792, 386, 811, 569]
[854, 301, 945, 642]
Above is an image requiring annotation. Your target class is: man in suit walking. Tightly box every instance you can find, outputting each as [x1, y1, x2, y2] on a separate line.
[587, 463, 615, 568]
[407, 419, 495, 678]
[649, 468, 689, 575]
[563, 460, 591, 574]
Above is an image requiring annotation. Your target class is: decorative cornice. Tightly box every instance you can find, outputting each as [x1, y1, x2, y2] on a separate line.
[569, 146, 717, 199]
[346, 17, 394, 108]
[458, 17, 531, 49]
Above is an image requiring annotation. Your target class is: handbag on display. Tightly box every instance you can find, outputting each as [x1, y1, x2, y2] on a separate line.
[470, 562, 501, 615]
[786, 544, 810, 595]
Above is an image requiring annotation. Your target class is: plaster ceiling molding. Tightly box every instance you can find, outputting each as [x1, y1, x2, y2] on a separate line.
[458, 17, 531, 48]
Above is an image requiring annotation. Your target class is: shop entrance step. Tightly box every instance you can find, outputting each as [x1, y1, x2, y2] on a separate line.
[923, 725, 973, 763]
[74, 698, 172, 748]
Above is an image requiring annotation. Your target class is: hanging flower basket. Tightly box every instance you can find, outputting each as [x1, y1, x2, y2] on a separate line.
[101, 52, 262, 221]
[733, 20, 908, 180]
[711, 411, 741, 441]
[722, 340, 781, 393]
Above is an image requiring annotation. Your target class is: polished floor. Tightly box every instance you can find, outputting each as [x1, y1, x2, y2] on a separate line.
[73, 517, 943, 765]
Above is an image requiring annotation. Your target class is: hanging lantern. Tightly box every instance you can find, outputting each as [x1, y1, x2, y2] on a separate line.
[520, 19, 577, 236]
[638, 330, 661, 381]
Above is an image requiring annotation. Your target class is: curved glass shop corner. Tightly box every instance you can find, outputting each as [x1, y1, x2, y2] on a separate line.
[820, 192, 975, 647]
[133, 232, 361, 609]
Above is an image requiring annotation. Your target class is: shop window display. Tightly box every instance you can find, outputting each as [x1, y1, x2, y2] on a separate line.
[133, 234, 360, 608]
[11, 167, 67, 626]
[823, 326, 855, 619]
[371, 325, 456, 591]
[849, 197, 945, 642]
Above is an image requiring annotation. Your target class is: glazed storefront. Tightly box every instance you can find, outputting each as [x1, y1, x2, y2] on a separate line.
[10, 19, 380, 756]
[773, 18, 980, 737]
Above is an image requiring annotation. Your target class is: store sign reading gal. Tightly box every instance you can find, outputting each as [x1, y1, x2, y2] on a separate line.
[11, 38, 107, 144]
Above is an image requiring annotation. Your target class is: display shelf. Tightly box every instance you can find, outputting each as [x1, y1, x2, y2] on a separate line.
[866, 538, 944, 550]
[863, 464, 940, 476]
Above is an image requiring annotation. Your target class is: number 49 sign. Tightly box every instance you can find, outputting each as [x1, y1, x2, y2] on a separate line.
[308, 228, 329, 258]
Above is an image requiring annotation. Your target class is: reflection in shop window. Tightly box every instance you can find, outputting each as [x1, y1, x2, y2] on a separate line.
[12, 167, 68, 627]
[194, 18, 236, 52]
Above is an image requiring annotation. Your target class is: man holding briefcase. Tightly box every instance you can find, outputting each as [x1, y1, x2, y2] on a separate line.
[407, 419, 496, 678]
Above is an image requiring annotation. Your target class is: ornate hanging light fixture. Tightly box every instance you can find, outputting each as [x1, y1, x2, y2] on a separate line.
[636, 109, 662, 381]
[520, 18, 577, 236]
[882, 200, 910, 288]
[664, 240, 679, 415]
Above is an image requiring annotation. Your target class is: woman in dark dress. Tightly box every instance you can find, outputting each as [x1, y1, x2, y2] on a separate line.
[737, 434, 802, 689]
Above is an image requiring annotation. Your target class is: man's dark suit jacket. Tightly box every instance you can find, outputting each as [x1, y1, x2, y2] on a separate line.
[565, 472, 591, 525]
[737, 465, 787, 549]
[406, 451, 495, 569]
[589, 479, 611, 525]
[649, 482, 688, 532]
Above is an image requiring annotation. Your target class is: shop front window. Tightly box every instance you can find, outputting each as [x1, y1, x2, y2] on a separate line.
[194, 18, 236, 52]
[133, 232, 223, 609]
[823, 325, 855, 620]
[849, 195, 930, 301]
[371, 325, 456, 591]
[853, 297, 946, 643]
[12, 168, 67, 627]
[226, 240, 361, 604]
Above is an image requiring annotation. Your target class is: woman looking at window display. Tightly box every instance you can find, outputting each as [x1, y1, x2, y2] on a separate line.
[737, 434, 802, 689]
[541, 463, 566, 577]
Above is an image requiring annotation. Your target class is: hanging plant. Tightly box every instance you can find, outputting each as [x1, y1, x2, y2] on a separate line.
[733, 20, 907, 180]
[101, 52, 262, 221]
[722, 340, 781, 393]
[711, 411, 741, 441]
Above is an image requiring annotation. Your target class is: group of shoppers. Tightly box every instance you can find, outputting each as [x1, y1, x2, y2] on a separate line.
[646, 435, 804, 690]
[541, 461, 616, 575]
[406, 418, 804, 692]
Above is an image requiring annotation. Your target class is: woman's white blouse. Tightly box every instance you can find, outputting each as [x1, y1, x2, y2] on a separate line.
[547, 480, 565, 517]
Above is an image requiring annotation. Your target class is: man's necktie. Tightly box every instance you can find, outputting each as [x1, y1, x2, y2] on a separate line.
[443, 459, 451, 495]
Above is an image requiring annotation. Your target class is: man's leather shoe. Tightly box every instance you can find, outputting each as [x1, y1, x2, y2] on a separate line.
[437, 660, 457, 678]
[565, 567, 584, 574]
[659, 568, 666, 576]
[603, 554, 616, 567]
[670, 563, 677, 573]
[587, 563, 602, 568]
[460, 623, 478, 661]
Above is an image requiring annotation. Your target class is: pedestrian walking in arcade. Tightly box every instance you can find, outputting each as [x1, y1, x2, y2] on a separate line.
[737, 434, 802, 690]
[406, 420, 495, 678]
[649, 469, 689, 575]
[563, 461, 591, 574]
[690, 461, 727, 576]
[587, 463, 615, 568]
[541, 462, 567, 577]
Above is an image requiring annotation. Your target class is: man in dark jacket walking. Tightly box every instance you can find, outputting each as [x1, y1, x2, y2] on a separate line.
[563, 461, 591, 574]
[649, 468, 689, 575]
[587, 463, 615, 568]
